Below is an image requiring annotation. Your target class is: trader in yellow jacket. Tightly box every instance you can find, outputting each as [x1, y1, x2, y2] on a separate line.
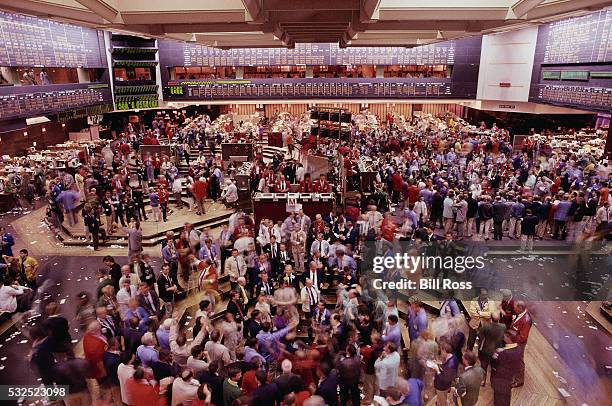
[466, 289, 495, 351]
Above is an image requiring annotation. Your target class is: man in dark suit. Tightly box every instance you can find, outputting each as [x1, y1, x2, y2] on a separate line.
[103, 256, 122, 292]
[304, 260, 324, 290]
[313, 301, 331, 331]
[273, 359, 302, 398]
[103, 338, 122, 387]
[255, 272, 274, 297]
[337, 345, 361, 406]
[249, 254, 270, 288]
[226, 290, 246, 322]
[275, 243, 294, 274]
[315, 362, 338, 406]
[157, 264, 180, 314]
[491, 330, 523, 406]
[197, 361, 224, 406]
[122, 317, 143, 354]
[263, 236, 281, 277]
[479, 312, 506, 384]
[244, 310, 263, 339]
[138, 255, 157, 288]
[344, 221, 359, 248]
[136, 282, 162, 319]
[492, 196, 506, 240]
[453, 351, 485, 406]
[280, 265, 300, 291]
[150, 349, 176, 381]
[42, 302, 72, 354]
[252, 370, 281, 404]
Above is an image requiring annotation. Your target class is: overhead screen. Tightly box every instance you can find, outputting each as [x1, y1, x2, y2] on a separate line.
[163, 78, 453, 100]
[158, 41, 456, 67]
[540, 8, 612, 64]
[0, 84, 112, 120]
[530, 8, 612, 112]
[160, 37, 482, 100]
[0, 11, 107, 68]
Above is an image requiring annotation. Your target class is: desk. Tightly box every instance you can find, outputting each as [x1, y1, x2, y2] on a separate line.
[268, 132, 283, 147]
[221, 143, 254, 161]
[253, 192, 335, 222]
[0, 193, 15, 213]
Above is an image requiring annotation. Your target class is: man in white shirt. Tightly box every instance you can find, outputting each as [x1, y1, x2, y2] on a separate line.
[116, 279, 137, 320]
[117, 353, 136, 405]
[224, 248, 247, 289]
[310, 233, 330, 259]
[221, 180, 239, 208]
[172, 175, 183, 209]
[300, 278, 319, 316]
[0, 279, 30, 312]
[120, 264, 141, 288]
[443, 191, 456, 234]
[596, 201, 610, 230]
[187, 345, 210, 375]
[171, 369, 199, 406]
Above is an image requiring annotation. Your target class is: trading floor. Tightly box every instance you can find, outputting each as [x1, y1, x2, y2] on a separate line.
[0, 2, 611, 406]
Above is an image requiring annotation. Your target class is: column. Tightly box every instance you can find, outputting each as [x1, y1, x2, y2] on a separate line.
[0, 67, 19, 84]
[77, 68, 90, 83]
[306, 66, 314, 78]
[236, 67, 244, 79]
[375, 66, 384, 78]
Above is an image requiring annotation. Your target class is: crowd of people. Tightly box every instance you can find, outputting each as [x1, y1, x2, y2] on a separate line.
[0, 107, 609, 406]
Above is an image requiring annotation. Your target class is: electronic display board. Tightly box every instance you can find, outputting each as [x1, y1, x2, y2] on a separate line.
[163, 78, 456, 100]
[540, 8, 612, 64]
[0, 84, 112, 120]
[542, 70, 561, 80]
[530, 8, 612, 111]
[559, 71, 589, 81]
[533, 84, 612, 110]
[0, 11, 106, 68]
[158, 39, 457, 67]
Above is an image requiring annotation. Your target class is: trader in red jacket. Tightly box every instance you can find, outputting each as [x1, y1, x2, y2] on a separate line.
[192, 177, 208, 215]
[509, 300, 532, 387]
[391, 170, 403, 203]
[313, 174, 331, 193]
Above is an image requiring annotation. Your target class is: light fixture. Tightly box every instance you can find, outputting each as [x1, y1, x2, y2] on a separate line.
[33, 142, 37, 147]
[42, 128, 46, 132]
[23, 131, 28, 136]
[61, 123, 66, 128]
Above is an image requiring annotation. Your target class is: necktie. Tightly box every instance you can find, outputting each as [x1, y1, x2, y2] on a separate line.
[272, 245, 276, 257]
[147, 294, 156, 312]
[308, 287, 316, 306]
[235, 300, 244, 319]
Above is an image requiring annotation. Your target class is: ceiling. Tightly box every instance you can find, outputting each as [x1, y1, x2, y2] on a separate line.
[1, 0, 611, 48]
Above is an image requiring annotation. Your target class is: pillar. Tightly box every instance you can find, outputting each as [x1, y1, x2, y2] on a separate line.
[77, 68, 90, 83]
[375, 66, 385, 78]
[236, 67, 244, 79]
[0, 67, 20, 84]
[306, 66, 314, 78]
